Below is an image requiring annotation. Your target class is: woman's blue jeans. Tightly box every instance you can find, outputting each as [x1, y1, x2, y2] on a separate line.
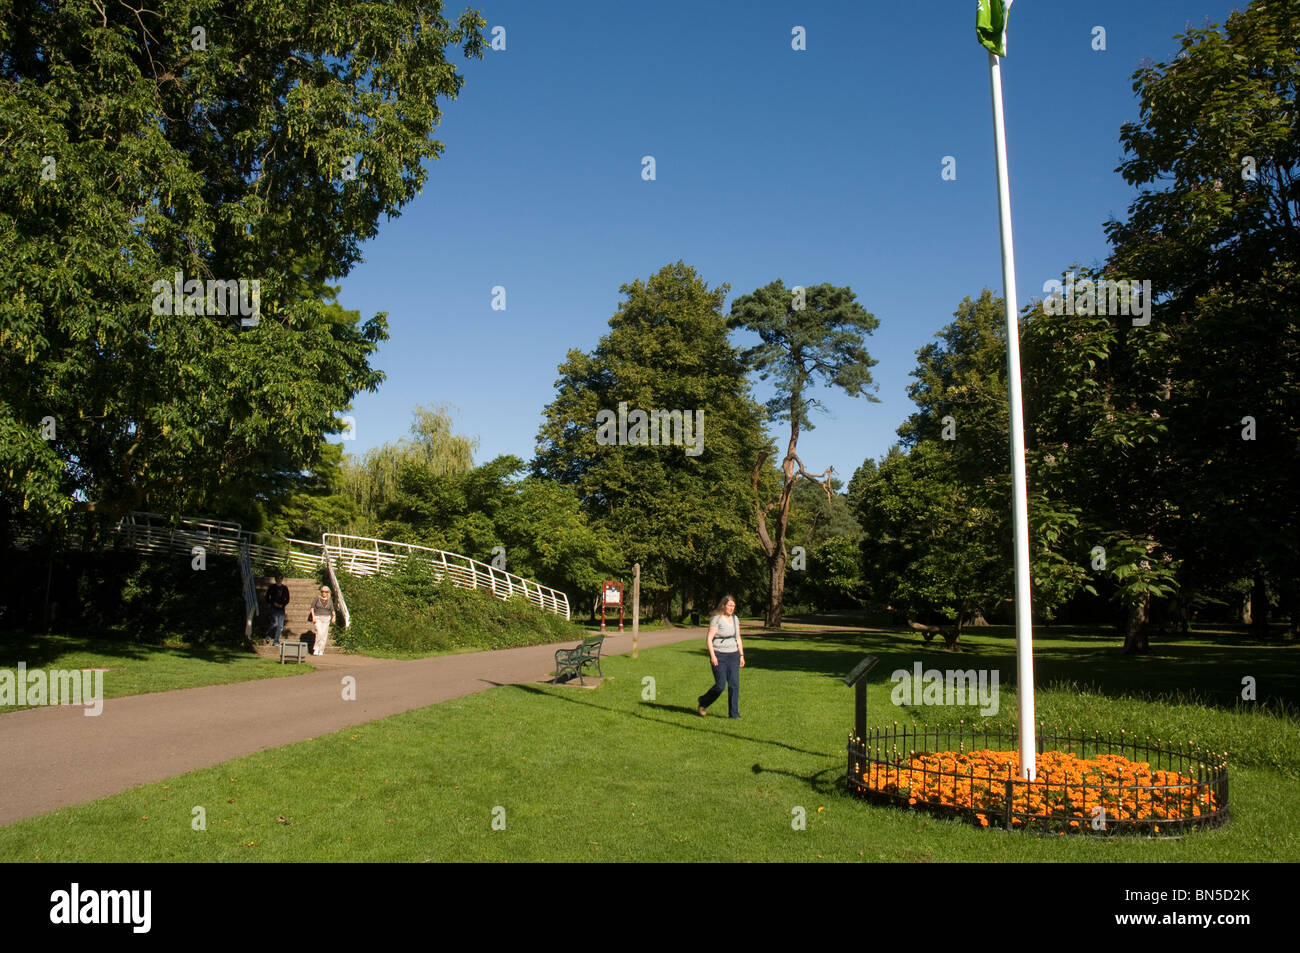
[699, 651, 740, 718]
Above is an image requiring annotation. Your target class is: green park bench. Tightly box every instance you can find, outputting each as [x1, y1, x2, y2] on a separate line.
[554, 634, 605, 685]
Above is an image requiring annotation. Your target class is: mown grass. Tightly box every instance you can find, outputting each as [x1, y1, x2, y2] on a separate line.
[335, 564, 589, 658]
[0, 634, 309, 713]
[1, 625, 1295, 861]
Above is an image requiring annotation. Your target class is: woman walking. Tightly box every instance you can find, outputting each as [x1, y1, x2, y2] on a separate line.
[698, 594, 744, 719]
[308, 585, 336, 656]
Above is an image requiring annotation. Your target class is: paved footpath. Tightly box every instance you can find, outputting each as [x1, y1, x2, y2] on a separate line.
[0, 627, 705, 827]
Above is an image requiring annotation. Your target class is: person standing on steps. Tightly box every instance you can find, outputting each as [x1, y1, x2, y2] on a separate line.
[265, 574, 290, 646]
[698, 594, 744, 719]
[308, 585, 335, 656]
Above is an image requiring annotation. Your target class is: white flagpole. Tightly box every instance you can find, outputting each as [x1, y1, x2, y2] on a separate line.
[987, 46, 1037, 781]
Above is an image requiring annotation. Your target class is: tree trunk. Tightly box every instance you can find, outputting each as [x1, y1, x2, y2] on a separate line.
[1282, 581, 1298, 641]
[653, 590, 672, 624]
[1249, 572, 1269, 630]
[766, 549, 787, 627]
[1122, 595, 1150, 654]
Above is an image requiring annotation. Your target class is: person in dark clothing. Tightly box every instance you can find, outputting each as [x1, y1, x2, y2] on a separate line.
[265, 574, 290, 646]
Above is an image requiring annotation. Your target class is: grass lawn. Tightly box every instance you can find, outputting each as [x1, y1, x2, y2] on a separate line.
[0, 624, 1296, 861]
[0, 634, 312, 713]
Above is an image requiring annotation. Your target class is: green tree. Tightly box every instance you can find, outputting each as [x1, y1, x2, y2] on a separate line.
[263, 440, 361, 542]
[341, 403, 478, 527]
[377, 453, 618, 599]
[729, 280, 879, 627]
[1103, 3, 1300, 638]
[859, 291, 1106, 638]
[1019, 269, 1174, 651]
[857, 440, 1007, 644]
[0, 1, 484, 543]
[535, 262, 771, 621]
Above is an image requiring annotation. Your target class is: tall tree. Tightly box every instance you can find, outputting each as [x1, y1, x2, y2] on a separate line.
[1103, 2, 1300, 638]
[729, 280, 879, 627]
[0, 1, 484, 542]
[535, 262, 770, 621]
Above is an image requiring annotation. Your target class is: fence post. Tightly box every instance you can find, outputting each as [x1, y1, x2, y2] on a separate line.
[632, 562, 641, 659]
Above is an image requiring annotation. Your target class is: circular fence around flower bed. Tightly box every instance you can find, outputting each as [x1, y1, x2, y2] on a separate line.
[846, 723, 1229, 836]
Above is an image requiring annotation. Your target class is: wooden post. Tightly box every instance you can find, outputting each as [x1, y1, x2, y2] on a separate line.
[632, 562, 641, 659]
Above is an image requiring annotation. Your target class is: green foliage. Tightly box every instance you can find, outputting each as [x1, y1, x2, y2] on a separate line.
[534, 262, 771, 619]
[335, 563, 588, 657]
[785, 478, 862, 547]
[858, 441, 1007, 628]
[262, 441, 361, 541]
[1101, 4, 1300, 629]
[377, 453, 619, 599]
[0, 1, 484, 530]
[784, 534, 865, 610]
[341, 404, 479, 522]
[729, 280, 880, 432]
[2, 550, 244, 644]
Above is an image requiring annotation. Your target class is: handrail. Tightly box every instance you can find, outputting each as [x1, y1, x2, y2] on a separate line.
[112, 513, 571, 622]
[321, 536, 351, 628]
[238, 537, 258, 638]
[322, 532, 570, 620]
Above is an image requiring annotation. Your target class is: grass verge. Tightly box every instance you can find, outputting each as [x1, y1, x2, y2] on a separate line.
[1, 625, 1295, 861]
[0, 634, 310, 713]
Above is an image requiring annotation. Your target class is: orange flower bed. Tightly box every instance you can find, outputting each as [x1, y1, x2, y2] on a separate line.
[861, 749, 1219, 829]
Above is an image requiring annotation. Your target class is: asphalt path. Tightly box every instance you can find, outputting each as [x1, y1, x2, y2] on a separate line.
[0, 627, 707, 827]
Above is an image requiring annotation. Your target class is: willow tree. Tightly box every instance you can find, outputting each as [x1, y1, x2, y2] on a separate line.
[340, 404, 479, 528]
[729, 280, 879, 627]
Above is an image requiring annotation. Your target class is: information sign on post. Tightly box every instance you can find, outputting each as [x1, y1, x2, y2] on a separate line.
[601, 581, 624, 632]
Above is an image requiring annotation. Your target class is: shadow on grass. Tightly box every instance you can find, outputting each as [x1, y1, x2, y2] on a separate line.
[742, 624, 1300, 711]
[0, 631, 260, 669]
[750, 760, 848, 799]
[504, 682, 830, 759]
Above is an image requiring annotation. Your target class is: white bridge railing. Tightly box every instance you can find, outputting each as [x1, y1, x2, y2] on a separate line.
[322, 533, 570, 620]
[113, 513, 570, 623]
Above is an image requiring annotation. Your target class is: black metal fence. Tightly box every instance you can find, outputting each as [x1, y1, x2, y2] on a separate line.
[847, 723, 1229, 836]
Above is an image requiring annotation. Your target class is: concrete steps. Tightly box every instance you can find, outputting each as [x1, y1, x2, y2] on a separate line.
[253, 576, 341, 649]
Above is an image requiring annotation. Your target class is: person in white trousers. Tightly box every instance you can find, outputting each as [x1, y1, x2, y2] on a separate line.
[308, 586, 336, 656]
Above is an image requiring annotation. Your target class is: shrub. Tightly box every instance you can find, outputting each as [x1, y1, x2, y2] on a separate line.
[335, 562, 587, 656]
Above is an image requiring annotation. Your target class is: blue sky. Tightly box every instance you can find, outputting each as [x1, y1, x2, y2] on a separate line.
[335, 0, 1246, 485]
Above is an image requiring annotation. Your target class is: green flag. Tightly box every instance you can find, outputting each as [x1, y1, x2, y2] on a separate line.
[976, 0, 1013, 57]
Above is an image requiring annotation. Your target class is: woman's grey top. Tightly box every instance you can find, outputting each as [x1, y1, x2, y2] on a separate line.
[710, 614, 739, 653]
